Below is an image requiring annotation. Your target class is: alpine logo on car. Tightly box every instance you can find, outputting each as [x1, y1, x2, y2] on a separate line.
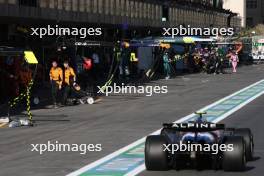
[172, 123, 217, 129]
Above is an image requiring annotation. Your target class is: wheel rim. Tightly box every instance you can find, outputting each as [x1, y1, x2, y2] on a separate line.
[87, 98, 94, 104]
[33, 97, 40, 105]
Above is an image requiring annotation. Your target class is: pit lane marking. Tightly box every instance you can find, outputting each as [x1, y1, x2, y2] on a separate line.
[67, 79, 264, 176]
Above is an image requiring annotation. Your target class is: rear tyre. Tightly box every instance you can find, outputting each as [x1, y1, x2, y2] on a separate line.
[223, 136, 246, 171]
[145, 135, 169, 171]
[234, 128, 254, 161]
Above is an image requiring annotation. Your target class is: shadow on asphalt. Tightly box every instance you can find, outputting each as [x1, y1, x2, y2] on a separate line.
[167, 166, 256, 172]
[249, 156, 261, 162]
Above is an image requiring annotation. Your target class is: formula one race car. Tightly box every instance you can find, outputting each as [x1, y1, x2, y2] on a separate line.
[145, 112, 254, 171]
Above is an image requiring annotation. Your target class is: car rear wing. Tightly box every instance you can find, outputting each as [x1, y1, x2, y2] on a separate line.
[162, 123, 225, 132]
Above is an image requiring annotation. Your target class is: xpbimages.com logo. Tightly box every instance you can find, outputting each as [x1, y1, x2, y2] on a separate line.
[163, 141, 234, 155]
[97, 83, 168, 96]
[30, 25, 102, 38]
[163, 25, 234, 38]
[30, 141, 102, 155]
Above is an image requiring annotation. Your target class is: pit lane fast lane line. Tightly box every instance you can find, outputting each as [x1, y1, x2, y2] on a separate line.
[67, 79, 264, 176]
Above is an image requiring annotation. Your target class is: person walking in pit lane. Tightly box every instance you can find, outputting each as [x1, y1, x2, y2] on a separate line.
[163, 50, 171, 80]
[49, 60, 63, 108]
[62, 60, 77, 105]
[227, 50, 239, 73]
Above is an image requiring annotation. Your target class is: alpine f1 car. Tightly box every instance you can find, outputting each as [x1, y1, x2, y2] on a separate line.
[145, 112, 254, 171]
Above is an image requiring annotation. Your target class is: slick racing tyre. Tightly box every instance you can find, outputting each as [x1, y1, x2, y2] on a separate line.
[223, 136, 246, 171]
[160, 128, 179, 143]
[234, 128, 254, 161]
[145, 135, 169, 171]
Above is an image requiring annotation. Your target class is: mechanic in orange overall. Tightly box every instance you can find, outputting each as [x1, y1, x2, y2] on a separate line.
[49, 60, 63, 108]
[62, 60, 76, 105]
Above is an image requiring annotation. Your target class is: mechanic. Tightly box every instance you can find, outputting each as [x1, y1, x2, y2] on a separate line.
[163, 50, 171, 80]
[5, 57, 20, 100]
[215, 47, 225, 74]
[62, 60, 76, 105]
[49, 60, 63, 108]
[192, 48, 202, 71]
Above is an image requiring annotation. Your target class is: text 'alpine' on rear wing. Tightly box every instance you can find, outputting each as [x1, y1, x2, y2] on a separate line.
[163, 123, 225, 132]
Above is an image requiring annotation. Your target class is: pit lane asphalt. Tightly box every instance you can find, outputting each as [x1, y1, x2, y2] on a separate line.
[1, 65, 264, 176]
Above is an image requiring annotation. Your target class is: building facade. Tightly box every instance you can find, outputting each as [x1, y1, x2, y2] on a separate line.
[223, 0, 246, 27]
[0, 0, 242, 47]
[246, 0, 264, 26]
[223, 0, 264, 27]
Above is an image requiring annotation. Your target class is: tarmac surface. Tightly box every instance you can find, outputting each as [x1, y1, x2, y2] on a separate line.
[1, 65, 264, 176]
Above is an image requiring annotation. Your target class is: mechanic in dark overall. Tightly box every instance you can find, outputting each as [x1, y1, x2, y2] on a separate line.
[215, 47, 225, 74]
[119, 43, 131, 82]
